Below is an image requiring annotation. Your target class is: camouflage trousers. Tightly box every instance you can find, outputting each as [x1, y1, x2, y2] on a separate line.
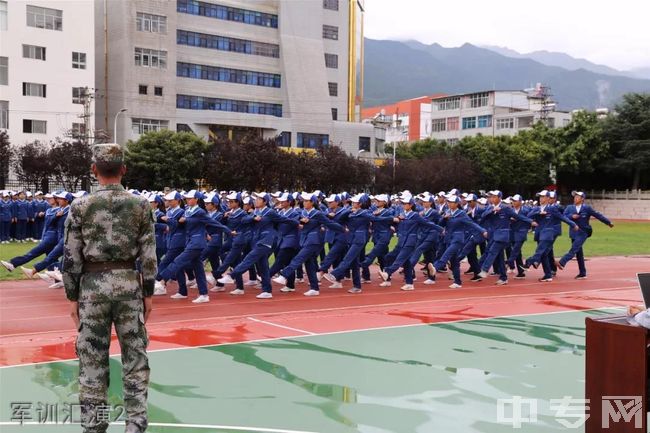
[76, 299, 150, 433]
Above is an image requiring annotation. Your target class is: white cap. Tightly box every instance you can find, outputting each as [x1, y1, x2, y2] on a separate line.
[572, 190, 586, 198]
[325, 194, 340, 203]
[536, 189, 549, 197]
[487, 190, 502, 197]
[511, 194, 523, 202]
[164, 191, 182, 201]
[375, 194, 389, 202]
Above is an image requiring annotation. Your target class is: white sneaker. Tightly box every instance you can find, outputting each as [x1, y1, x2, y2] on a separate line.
[187, 279, 198, 289]
[296, 278, 305, 283]
[46, 269, 63, 281]
[170, 293, 188, 299]
[192, 295, 210, 303]
[378, 271, 389, 281]
[206, 274, 216, 286]
[379, 281, 392, 287]
[48, 281, 64, 289]
[1, 260, 14, 272]
[303, 289, 320, 296]
[280, 286, 295, 293]
[316, 272, 324, 282]
[323, 273, 337, 284]
[449, 283, 462, 289]
[256, 292, 273, 299]
[244, 280, 258, 286]
[400, 284, 415, 291]
[209, 285, 225, 292]
[272, 275, 287, 285]
[230, 288, 245, 295]
[154, 280, 166, 291]
[423, 279, 436, 285]
[361, 279, 372, 284]
[37, 272, 53, 283]
[21, 267, 36, 279]
[477, 271, 488, 278]
[495, 279, 508, 286]
[348, 287, 362, 294]
[153, 286, 167, 296]
[218, 275, 235, 285]
[328, 282, 343, 289]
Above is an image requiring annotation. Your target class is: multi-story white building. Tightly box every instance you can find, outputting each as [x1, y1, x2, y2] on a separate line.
[0, 0, 95, 146]
[429, 89, 572, 144]
[95, 0, 378, 156]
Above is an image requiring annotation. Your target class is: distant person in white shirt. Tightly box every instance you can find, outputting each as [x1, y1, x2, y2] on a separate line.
[628, 305, 650, 328]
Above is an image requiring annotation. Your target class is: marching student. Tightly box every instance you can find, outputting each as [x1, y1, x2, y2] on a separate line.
[1, 193, 59, 273]
[219, 192, 298, 299]
[273, 192, 344, 296]
[323, 194, 373, 294]
[268, 193, 302, 293]
[409, 193, 442, 285]
[524, 190, 578, 282]
[32, 191, 48, 241]
[154, 191, 187, 296]
[378, 195, 443, 291]
[477, 191, 533, 285]
[506, 194, 532, 279]
[201, 192, 226, 290]
[430, 195, 488, 288]
[0, 191, 12, 243]
[547, 191, 563, 275]
[459, 193, 484, 280]
[148, 194, 168, 265]
[25, 191, 36, 242]
[14, 191, 29, 243]
[360, 194, 395, 277]
[317, 194, 350, 288]
[556, 191, 614, 279]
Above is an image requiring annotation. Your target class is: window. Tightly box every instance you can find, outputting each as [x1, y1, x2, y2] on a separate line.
[26, 5, 62, 31]
[23, 82, 46, 97]
[546, 117, 555, 128]
[154, 86, 163, 96]
[328, 82, 338, 97]
[496, 117, 514, 130]
[518, 116, 534, 129]
[72, 87, 85, 104]
[276, 131, 291, 148]
[138, 85, 148, 95]
[23, 44, 46, 60]
[358, 136, 371, 152]
[323, 0, 339, 10]
[72, 52, 86, 69]
[431, 118, 446, 133]
[435, 97, 460, 111]
[71, 122, 85, 138]
[177, 0, 278, 28]
[0, 57, 6, 85]
[462, 117, 476, 129]
[131, 118, 168, 135]
[468, 92, 489, 108]
[323, 25, 338, 40]
[447, 117, 459, 131]
[331, 108, 338, 121]
[325, 53, 338, 68]
[136, 12, 167, 34]
[23, 119, 46, 134]
[0, 101, 8, 129]
[176, 30, 280, 58]
[0, 1, 7, 31]
[297, 133, 329, 149]
[477, 115, 492, 128]
[176, 94, 283, 117]
[134, 47, 167, 69]
[446, 138, 459, 146]
[176, 62, 281, 88]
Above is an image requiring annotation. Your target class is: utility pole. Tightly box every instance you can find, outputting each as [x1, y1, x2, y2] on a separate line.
[80, 86, 94, 145]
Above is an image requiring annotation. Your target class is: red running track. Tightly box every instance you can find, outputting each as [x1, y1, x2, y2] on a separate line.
[0, 256, 647, 367]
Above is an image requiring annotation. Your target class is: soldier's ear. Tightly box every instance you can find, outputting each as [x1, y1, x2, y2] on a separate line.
[91, 164, 98, 178]
[120, 165, 127, 176]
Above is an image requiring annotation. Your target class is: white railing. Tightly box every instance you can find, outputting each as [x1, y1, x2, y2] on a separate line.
[588, 189, 650, 200]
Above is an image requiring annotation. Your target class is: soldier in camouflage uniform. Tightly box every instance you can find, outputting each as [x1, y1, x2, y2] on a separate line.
[63, 143, 157, 433]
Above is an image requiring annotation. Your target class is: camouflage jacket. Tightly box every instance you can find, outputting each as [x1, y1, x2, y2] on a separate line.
[62, 184, 157, 302]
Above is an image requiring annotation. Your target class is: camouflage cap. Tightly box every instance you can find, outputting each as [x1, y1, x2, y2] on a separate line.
[92, 143, 124, 165]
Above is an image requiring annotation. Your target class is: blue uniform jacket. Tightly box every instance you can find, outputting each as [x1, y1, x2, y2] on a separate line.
[249, 206, 298, 248]
[162, 207, 186, 250]
[528, 205, 577, 241]
[15, 200, 29, 220]
[418, 207, 442, 243]
[440, 209, 486, 245]
[224, 208, 252, 248]
[346, 209, 372, 246]
[510, 206, 532, 242]
[154, 209, 168, 249]
[0, 200, 12, 222]
[42, 206, 60, 242]
[205, 210, 226, 247]
[56, 205, 69, 240]
[481, 204, 532, 243]
[370, 208, 395, 244]
[182, 206, 224, 250]
[276, 208, 301, 249]
[298, 208, 344, 247]
[395, 211, 443, 248]
[324, 207, 351, 244]
[563, 204, 612, 238]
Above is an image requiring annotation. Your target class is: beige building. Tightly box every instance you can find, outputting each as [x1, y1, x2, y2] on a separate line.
[95, 0, 378, 156]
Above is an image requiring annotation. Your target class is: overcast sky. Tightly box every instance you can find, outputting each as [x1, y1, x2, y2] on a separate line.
[363, 0, 650, 71]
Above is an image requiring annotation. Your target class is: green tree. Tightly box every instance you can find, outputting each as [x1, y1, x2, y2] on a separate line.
[602, 93, 650, 189]
[12, 141, 52, 191]
[553, 111, 609, 176]
[0, 131, 11, 189]
[124, 130, 212, 190]
[49, 139, 93, 191]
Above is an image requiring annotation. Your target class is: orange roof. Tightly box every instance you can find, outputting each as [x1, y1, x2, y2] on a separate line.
[361, 94, 447, 120]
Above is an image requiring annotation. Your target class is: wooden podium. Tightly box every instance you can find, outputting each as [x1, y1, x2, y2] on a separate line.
[585, 316, 648, 432]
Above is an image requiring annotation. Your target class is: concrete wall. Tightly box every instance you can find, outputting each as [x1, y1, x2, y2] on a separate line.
[588, 199, 650, 220]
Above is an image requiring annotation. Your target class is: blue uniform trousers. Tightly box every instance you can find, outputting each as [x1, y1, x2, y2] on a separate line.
[34, 242, 64, 272]
[434, 241, 464, 285]
[280, 244, 322, 291]
[480, 240, 509, 280]
[318, 241, 348, 272]
[158, 248, 207, 296]
[16, 220, 27, 241]
[232, 244, 273, 293]
[269, 247, 298, 289]
[0, 221, 10, 241]
[559, 233, 588, 276]
[331, 243, 366, 288]
[525, 240, 554, 279]
[156, 247, 187, 292]
[10, 237, 57, 267]
[384, 245, 416, 284]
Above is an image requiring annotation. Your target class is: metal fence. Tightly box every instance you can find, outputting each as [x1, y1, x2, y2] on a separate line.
[1, 178, 99, 193]
[588, 190, 650, 200]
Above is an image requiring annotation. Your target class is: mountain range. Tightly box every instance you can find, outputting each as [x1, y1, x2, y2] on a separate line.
[363, 39, 650, 110]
